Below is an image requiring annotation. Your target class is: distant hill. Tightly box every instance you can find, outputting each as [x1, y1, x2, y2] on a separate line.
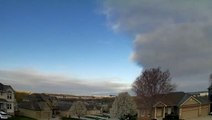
[15, 91, 115, 103]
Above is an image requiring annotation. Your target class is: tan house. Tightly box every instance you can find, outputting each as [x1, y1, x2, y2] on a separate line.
[137, 92, 210, 120]
[19, 93, 55, 120]
[19, 101, 52, 120]
[0, 83, 16, 115]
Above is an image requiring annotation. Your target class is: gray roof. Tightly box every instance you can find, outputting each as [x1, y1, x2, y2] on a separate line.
[20, 93, 59, 111]
[155, 92, 188, 106]
[194, 96, 210, 105]
[0, 83, 15, 92]
[153, 92, 209, 107]
[19, 101, 49, 111]
[57, 101, 72, 111]
[23, 93, 57, 102]
[177, 93, 192, 106]
[23, 94, 45, 102]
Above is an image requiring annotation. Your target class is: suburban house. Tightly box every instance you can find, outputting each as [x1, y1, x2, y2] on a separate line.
[57, 101, 72, 117]
[86, 103, 101, 115]
[18, 93, 57, 120]
[0, 83, 16, 115]
[57, 101, 102, 118]
[136, 92, 210, 120]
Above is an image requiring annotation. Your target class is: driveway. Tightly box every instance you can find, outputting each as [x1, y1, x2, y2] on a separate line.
[187, 116, 212, 120]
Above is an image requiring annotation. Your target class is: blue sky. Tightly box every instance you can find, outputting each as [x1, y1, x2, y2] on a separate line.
[1, 0, 212, 95]
[0, 0, 140, 95]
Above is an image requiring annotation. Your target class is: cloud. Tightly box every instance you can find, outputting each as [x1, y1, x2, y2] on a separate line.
[104, 0, 212, 91]
[104, 0, 212, 34]
[132, 23, 212, 77]
[0, 69, 129, 95]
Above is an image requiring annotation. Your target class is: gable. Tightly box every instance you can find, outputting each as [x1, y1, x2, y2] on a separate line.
[181, 97, 200, 106]
[4, 85, 15, 93]
[6, 87, 14, 93]
[0, 83, 15, 93]
[40, 102, 51, 111]
[153, 101, 167, 107]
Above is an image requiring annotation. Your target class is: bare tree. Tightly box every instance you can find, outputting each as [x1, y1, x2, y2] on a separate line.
[70, 101, 87, 119]
[132, 67, 176, 118]
[110, 92, 137, 120]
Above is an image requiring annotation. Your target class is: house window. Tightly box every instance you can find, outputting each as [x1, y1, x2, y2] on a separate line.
[7, 104, 12, 109]
[7, 91, 12, 99]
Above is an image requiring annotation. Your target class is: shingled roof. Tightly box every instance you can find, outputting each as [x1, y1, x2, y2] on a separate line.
[154, 92, 211, 107]
[57, 101, 72, 111]
[0, 83, 15, 92]
[20, 93, 58, 111]
[135, 92, 210, 109]
[194, 96, 210, 105]
[19, 101, 49, 111]
[155, 92, 188, 106]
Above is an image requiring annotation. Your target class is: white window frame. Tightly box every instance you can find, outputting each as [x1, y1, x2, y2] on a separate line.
[7, 104, 12, 110]
[7, 91, 12, 99]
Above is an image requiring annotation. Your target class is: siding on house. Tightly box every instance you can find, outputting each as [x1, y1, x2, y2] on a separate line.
[19, 108, 51, 120]
[19, 94, 53, 120]
[136, 92, 211, 120]
[180, 96, 201, 119]
[0, 83, 16, 115]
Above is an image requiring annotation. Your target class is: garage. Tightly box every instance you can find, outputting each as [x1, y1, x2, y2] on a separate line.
[201, 105, 209, 116]
[152, 92, 210, 120]
[181, 106, 199, 119]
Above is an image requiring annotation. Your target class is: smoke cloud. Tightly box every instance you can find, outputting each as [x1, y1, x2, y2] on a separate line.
[0, 69, 130, 95]
[104, 0, 212, 91]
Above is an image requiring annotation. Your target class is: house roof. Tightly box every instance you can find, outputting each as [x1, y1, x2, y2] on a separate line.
[134, 92, 187, 109]
[155, 92, 188, 106]
[154, 92, 210, 107]
[19, 101, 49, 111]
[135, 92, 210, 109]
[177, 93, 192, 106]
[153, 101, 167, 107]
[21, 93, 59, 111]
[23, 93, 57, 102]
[194, 96, 210, 105]
[23, 94, 45, 102]
[57, 101, 72, 111]
[0, 83, 15, 92]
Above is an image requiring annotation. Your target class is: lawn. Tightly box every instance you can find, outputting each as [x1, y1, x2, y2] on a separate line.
[8, 116, 36, 120]
[62, 117, 81, 120]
